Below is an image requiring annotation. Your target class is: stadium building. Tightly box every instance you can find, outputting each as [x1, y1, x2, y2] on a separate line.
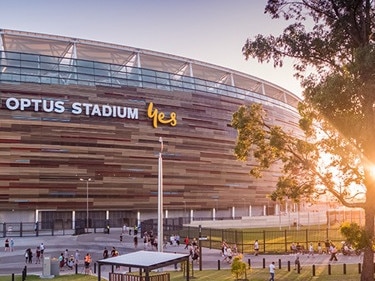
[0, 29, 301, 229]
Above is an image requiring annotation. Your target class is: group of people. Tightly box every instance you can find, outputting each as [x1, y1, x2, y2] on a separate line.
[289, 240, 339, 260]
[4, 238, 15, 252]
[221, 240, 238, 264]
[24, 242, 45, 264]
[58, 249, 81, 270]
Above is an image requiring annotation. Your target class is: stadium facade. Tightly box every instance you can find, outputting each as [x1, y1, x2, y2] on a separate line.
[0, 29, 301, 228]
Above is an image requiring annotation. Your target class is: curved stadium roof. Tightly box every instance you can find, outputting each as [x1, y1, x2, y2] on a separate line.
[0, 29, 300, 112]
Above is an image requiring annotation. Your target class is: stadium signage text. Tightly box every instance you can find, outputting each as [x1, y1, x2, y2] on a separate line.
[3, 97, 177, 127]
[4, 97, 138, 119]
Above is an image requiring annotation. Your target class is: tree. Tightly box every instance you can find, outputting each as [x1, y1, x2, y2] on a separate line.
[231, 254, 248, 281]
[236, 1, 375, 280]
[340, 222, 369, 251]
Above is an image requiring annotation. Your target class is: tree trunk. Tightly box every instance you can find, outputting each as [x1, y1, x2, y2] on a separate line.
[361, 201, 375, 281]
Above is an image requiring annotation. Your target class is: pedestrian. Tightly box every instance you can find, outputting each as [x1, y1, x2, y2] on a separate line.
[75, 250, 80, 265]
[308, 242, 314, 257]
[27, 248, 33, 264]
[294, 256, 301, 270]
[4, 238, 9, 252]
[84, 253, 92, 275]
[329, 244, 338, 261]
[10, 238, 14, 252]
[184, 236, 190, 249]
[40, 243, 45, 257]
[24, 249, 29, 264]
[103, 247, 108, 259]
[254, 239, 259, 256]
[35, 246, 41, 264]
[269, 261, 275, 281]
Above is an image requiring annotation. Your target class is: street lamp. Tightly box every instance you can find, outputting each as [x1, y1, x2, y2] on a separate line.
[80, 177, 92, 233]
[157, 137, 163, 252]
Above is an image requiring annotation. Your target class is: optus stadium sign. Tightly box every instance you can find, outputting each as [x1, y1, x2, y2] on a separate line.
[2, 97, 177, 128]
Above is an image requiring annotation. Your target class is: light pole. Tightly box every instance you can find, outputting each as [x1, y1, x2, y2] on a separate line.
[80, 177, 92, 233]
[157, 137, 164, 252]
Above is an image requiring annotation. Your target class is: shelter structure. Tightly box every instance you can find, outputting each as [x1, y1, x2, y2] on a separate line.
[97, 250, 190, 281]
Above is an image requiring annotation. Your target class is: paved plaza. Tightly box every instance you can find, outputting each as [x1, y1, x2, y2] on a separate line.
[0, 228, 364, 278]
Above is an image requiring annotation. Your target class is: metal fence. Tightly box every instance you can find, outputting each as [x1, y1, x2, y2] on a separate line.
[1, 219, 344, 255]
[162, 225, 344, 254]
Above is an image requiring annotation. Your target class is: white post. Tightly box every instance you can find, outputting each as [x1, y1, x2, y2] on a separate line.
[249, 205, 252, 217]
[190, 209, 194, 222]
[157, 137, 164, 253]
[80, 178, 92, 233]
[72, 211, 75, 229]
[232, 206, 235, 219]
[137, 211, 141, 227]
[213, 208, 216, 221]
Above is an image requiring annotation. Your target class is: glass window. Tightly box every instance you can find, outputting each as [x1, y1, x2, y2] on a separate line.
[171, 80, 182, 88]
[156, 77, 169, 86]
[76, 60, 94, 68]
[141, 69, 156, 77]
[5, 59, 21, 67]
[21, 53, 39, 61]
[77, 66, 94, 75]
[21, 60, 39, 68]
[95, 69, 110, 77]
[77, 73, 94, 82]
[40, 55, 59, 64]
[94, 62, 110, 70]
[143, 75, 156, 83]
[156, 71, 169, 78]
[4, 52, 21, 60]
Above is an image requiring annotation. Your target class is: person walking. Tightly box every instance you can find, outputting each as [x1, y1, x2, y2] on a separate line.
[84, 253, 92, 275]
[10, 238, 14, 252]
[4, 238, 9, 252]
[254, 239, 259, 256]
[269, 261, 276, 281]
[329, 244, 338, 261]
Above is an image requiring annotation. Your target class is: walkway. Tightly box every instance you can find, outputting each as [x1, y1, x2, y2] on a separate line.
[0, 228, 363, 278]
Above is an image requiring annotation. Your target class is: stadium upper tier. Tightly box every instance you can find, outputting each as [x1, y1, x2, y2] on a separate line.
[0, 29, 300, 112]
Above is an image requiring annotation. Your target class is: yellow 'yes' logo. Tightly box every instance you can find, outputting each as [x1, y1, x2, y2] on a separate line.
[147, 102, 177, 128]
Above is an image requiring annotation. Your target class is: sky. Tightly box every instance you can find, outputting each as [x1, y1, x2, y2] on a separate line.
[0, 0, 303, 97]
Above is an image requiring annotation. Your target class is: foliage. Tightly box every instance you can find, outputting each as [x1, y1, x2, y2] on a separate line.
[340, 222, 369, 250]
[238, 1, 375, 280]
[230, 254, 248, 281]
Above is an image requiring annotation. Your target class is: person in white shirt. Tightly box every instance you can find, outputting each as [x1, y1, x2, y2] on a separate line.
[254, 239, 259, 256]
[269, 261, 275, 281]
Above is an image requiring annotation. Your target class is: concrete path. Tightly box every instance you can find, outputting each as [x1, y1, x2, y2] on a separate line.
[0, 228, 363, 278]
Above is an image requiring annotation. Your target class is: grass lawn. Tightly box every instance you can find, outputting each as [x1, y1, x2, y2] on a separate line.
[0, 264, 364, 281]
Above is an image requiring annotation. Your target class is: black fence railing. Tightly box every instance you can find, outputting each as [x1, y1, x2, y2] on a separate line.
[2, 218, 344, 255]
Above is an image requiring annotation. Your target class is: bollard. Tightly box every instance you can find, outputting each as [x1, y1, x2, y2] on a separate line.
[312, 264, 315, 276]
[129, 267, 131, 272]
[343, 263, 346, 275]
[287, 260, 290, 271]
[12, 273, 14, 281]
[248, 259, 251, 269]
[217, 260, 220, 270]
[278, 259, 281, 269]
[358, 263, 361, 274]
[328, 263, 331, 275]
[297, 263, 300, 274]
[22, 269, 25, 281]
[75, 263, 78, 274]
[263, 258, 266, 268]
[94, 263, 96, 274]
